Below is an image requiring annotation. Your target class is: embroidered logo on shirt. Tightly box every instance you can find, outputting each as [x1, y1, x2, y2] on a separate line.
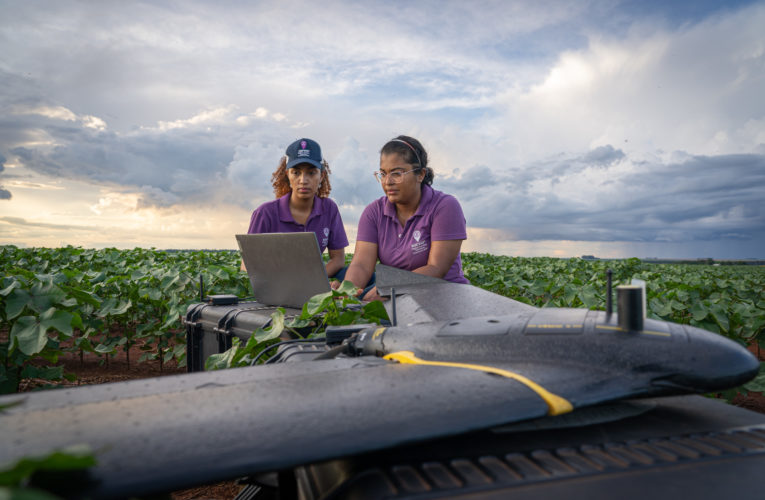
[324, 227, 329, 236]
[411, 240, 428, 254]
[411, 230, 428, 254]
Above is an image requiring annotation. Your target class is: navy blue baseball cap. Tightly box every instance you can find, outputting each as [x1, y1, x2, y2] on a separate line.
[285, 138, 323, 170]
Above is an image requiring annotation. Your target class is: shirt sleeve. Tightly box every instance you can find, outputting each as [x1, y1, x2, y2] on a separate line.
[431, 195, 467, 241]
[247, 206, 272, 234]
[356, 201, 381, 244]
[327, 200, 349, 250]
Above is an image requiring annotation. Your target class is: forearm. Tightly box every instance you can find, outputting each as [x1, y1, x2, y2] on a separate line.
[344, 240, 378, 289]
[412, 264, 448, 278]
[416, 239, 463, 279]
[325, 254, 345, 278]
[344, 262, 374, 288]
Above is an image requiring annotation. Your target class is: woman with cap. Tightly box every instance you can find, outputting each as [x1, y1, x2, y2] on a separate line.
[246, 138, 348, 278]
[340, 135, 468, 301]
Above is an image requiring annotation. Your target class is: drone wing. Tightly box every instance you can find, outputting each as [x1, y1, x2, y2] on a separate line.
[375, 264, 537, 324]
[1, 356, 552, 498]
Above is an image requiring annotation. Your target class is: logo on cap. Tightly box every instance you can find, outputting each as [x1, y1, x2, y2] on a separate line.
[286, 138, 322, 169]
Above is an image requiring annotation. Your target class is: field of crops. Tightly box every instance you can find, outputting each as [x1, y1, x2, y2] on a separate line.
[1, 246, 763, 396]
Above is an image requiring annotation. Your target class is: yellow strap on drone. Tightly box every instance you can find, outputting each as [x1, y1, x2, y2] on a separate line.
[383, 351, 573, 416]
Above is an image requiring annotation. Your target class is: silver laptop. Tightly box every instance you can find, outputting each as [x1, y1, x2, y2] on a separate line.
[236, 233, 331, 308]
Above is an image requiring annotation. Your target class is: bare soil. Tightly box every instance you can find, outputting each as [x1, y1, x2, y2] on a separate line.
[16, 338, 765, 499]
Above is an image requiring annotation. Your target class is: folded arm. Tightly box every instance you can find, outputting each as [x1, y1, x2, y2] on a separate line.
[413, 239, 464, 278]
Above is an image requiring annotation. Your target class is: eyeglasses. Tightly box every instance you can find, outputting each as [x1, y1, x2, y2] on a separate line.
[373, 168, 418, 184]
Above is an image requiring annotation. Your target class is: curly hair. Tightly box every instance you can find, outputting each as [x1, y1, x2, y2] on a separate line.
[380, 135, 434, 186]
[271, 157, 333, 198]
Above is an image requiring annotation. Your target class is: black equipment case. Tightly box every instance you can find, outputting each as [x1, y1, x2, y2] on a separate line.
[183, 300, 302, 372]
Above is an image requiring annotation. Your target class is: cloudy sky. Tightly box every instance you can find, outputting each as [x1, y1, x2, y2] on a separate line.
[1, 0, 764, 259]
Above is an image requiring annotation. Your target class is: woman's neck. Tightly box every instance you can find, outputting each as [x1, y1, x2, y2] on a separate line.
[395, 189, 421, 226]
[289, 192, 315, 225]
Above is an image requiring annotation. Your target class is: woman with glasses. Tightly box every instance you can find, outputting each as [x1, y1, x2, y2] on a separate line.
[340, 135, 468, 301]
[245, 138, 348, 278]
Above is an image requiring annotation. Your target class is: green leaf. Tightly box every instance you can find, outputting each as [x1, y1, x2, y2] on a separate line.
[111, 299, 132, 316]
[70, 311, 84, 331]
[362, 300, 389, 324]
[40, 307, 74, 337]
[163, 348, 175, 363]
[20, 364, 64, 382]
[690, 301, 708, 321]
[0, 444, 95, 487]
[73, 337, 95, 352]
[5, 288, 31, 320]
[205, 339, 241, 370]
[254, 309, 285, 342]
[304, 291, 334, 317]
[6, 279, 67, 317]
[577, 284, 599, 309]
[708, 303, 729, 334]
[9, 315, 51, 356]
[336, 309, 361, 325]
[285, 317, 312, 329]
[0, 279, 20, 297]
[335, 280, 360, 296]
[669, 299, 687, 311]
[95, 298, 132, 317]
[160, 273, 180, 291]
[160, 313, 180, 330]
[649, 298, 672, 318]
[562, 284, 577, 306]
[60, 285, 101, 308]
[94, 343, 116, 354]
[528, 281, 546, 297]
[743, 363, 765, 393]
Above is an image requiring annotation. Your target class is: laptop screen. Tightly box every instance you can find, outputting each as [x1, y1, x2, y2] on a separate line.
[236, 233, 331, 308]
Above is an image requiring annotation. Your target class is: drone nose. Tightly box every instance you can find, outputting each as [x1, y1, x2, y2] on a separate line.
[657, 324, 760, 392]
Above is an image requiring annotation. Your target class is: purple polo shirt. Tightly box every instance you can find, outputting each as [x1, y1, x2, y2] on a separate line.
[247, 193, 349, 253]
[357, 185, 469, 283]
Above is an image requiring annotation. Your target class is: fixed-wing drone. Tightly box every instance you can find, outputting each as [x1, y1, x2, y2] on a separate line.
[1, 265, 761, 499]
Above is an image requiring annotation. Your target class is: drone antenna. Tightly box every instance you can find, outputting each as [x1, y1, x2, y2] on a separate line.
[605, 269, 613, 320]
[199, 274, 205, 301]
[390, 287, 397, 326]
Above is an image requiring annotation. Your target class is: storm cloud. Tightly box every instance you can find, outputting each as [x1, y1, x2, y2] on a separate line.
[449, 150, 765, 244]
